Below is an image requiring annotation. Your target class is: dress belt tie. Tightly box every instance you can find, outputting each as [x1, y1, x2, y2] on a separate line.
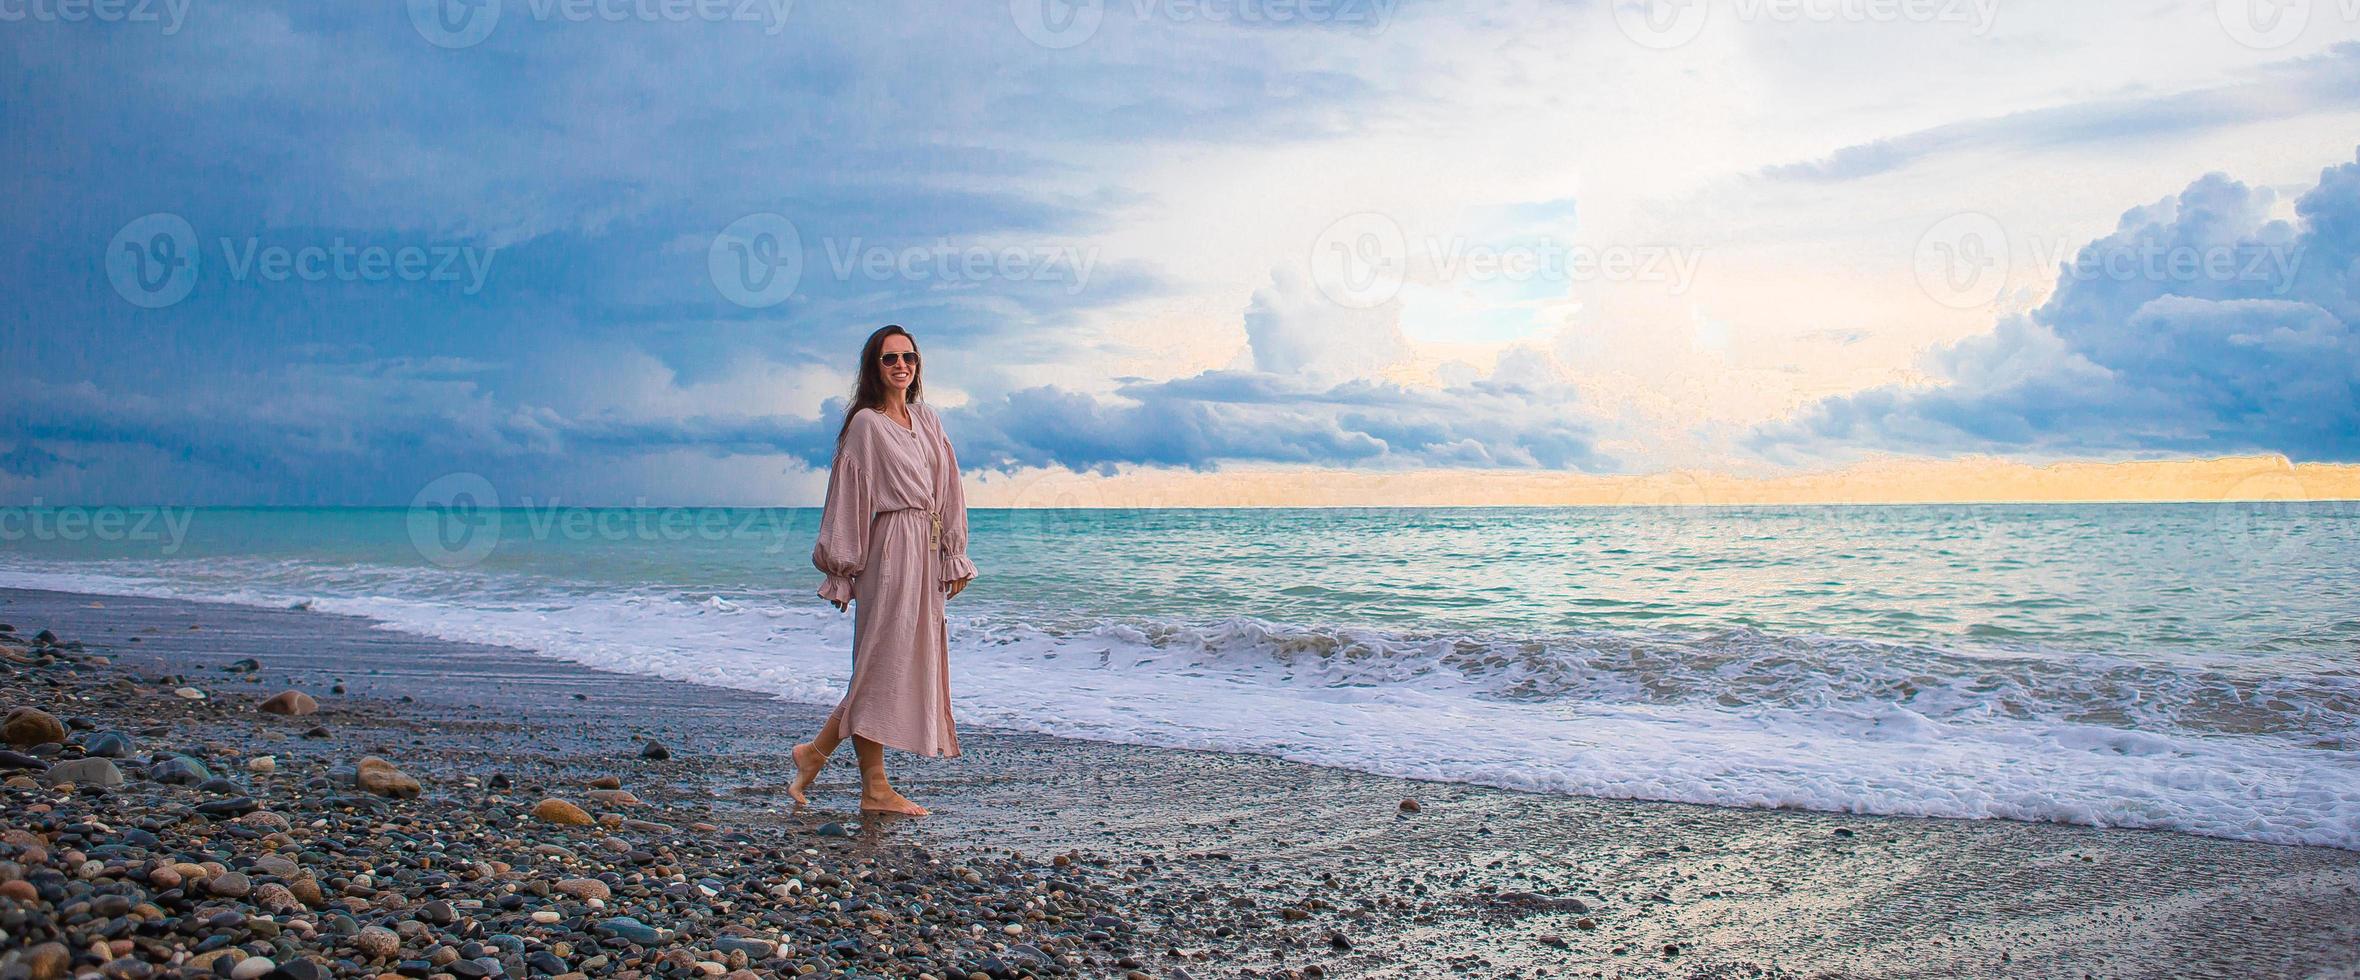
[879, 506, 943, 553]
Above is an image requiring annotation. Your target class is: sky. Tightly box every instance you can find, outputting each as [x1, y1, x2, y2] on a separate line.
[2, 0, 2358, 506]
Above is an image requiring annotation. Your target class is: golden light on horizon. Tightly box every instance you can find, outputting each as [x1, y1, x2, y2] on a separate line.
[967, 455, 2360, 509]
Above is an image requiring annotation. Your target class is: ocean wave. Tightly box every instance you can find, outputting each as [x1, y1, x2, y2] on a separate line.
[970, 614, 2360, 740]
[3, 559, 2355, 850]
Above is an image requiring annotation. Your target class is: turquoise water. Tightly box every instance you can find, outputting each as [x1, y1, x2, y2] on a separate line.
[3, 502, 2356, 846]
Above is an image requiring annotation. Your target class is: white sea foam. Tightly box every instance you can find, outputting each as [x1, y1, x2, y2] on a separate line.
[5, 561, 2356, 850]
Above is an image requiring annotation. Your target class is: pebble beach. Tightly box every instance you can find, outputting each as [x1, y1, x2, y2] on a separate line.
[0, 623, 1226, 980]
[1, 587, 2356, 979]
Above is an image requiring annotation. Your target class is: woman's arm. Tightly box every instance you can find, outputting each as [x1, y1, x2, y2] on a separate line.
[812, 425, 876, 610]
[934, 407, 978, 597]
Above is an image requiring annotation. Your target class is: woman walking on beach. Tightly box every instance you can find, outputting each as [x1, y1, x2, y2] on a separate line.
[791, 324, 977, 817]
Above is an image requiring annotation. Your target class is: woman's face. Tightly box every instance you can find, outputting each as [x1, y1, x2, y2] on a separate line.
[879, 334, 919, 394]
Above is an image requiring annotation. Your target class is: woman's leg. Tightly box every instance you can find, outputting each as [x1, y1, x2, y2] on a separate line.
[855, 736, 928, 815]
[787, 710, 847, 806]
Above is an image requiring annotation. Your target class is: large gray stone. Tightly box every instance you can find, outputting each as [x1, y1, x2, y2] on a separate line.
[45, 757, 124, 788]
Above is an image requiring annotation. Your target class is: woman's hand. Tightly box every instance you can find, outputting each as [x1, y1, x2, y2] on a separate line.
[945, 577, 972, 600]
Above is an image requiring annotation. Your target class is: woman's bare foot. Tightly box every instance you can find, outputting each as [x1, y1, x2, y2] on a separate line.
[859, 784, 930, 816]
[788, 743, 825, 806]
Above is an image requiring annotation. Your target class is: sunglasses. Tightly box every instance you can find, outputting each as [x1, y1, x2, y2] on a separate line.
[878, 351, 920, 367]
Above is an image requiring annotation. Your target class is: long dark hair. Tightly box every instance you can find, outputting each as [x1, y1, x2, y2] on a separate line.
[835, 324, 922, 449]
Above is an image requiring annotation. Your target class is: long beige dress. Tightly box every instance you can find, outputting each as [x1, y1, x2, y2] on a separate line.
[811, 401, 976, 757]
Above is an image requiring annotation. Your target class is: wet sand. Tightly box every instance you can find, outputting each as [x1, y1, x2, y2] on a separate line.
[4, 586, 2356, 978]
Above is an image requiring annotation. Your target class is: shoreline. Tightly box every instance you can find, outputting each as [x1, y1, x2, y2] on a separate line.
[2, 585, 2356, 978]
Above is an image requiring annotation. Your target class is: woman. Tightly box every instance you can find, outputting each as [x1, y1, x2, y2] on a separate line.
[790, 325, 977, 817]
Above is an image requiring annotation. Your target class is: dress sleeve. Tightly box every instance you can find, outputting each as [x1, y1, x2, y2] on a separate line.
[934, 408, 979, 585]
[812, 424, 876, 604]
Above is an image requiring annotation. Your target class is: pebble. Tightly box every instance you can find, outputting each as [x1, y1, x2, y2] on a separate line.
[554, 877, 611, 901]
[354, 925, 402, 959]
[43, 756, 124, 788]
[254, 882, 301, 912]
[148, 754, 210, 785]
[19, 943, 70, 980]
[713, 936, 775, 958]
[356, 755, 422, 798]
[3, 707, 68, 747]
[195, 796, 260, 818]
[259, 690, 319, 716]
[533, 798, 594, 826]
[83, 730, 134, 757]
[597, 915, 670, 945]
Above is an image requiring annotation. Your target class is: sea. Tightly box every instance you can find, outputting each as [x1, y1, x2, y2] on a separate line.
[2, 502, 2354, 849]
